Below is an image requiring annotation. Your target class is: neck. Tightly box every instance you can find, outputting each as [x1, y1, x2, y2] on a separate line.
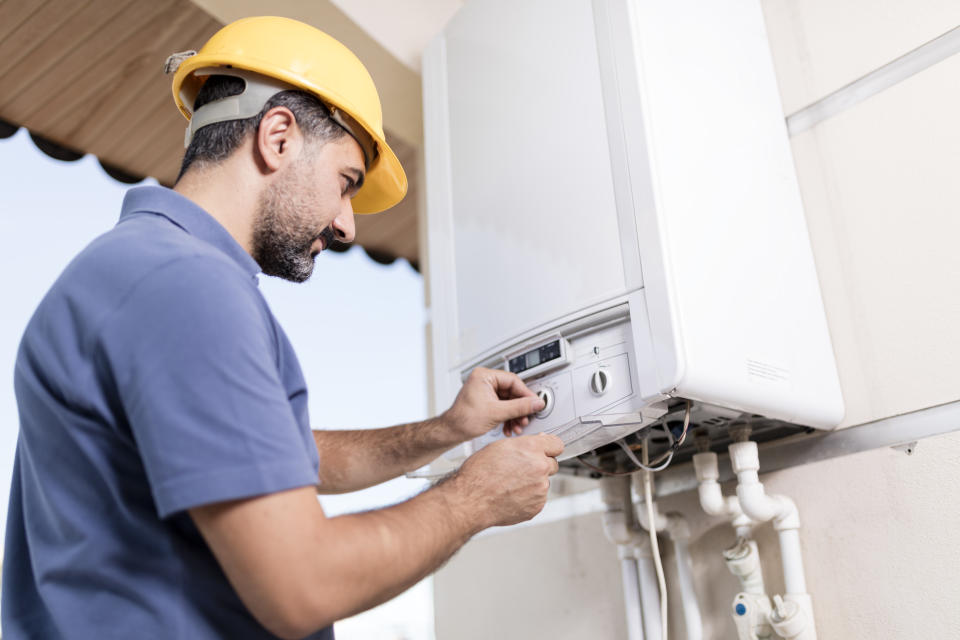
[173, 158, 260, 255]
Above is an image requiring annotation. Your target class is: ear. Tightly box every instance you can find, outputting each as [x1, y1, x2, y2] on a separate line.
[255, 106, 303, 173]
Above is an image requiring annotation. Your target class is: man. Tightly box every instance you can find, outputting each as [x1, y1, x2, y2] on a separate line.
[2, 16, 563, 640]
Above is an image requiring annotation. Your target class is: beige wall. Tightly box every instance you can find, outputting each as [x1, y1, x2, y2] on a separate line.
[436, 431, 960, 638]
[433, 2, 960, 638]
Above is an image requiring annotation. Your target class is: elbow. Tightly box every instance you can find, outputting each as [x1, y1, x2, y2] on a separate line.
[251, 591, 336, 640]
[696, 481, 727, 517]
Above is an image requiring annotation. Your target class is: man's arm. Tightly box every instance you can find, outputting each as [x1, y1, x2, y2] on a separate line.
[312, 367, 546, 493]
[191, 433, 564, 639]
[311, 418, 456, 493]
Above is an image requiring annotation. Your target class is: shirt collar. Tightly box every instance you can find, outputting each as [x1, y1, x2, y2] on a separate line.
[119, 186, 261, 281]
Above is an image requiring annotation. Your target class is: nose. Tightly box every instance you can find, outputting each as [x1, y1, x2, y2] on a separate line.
[332, 199, 356, 244]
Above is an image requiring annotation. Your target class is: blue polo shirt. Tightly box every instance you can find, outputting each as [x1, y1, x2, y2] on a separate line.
[3, 186, 333, 639]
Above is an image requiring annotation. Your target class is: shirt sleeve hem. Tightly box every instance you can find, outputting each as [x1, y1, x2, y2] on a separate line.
[154, 460, 318, 519]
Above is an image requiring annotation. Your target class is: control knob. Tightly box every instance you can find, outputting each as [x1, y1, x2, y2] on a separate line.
[590, 369, 610, 395]
[535, 388, 555, 419]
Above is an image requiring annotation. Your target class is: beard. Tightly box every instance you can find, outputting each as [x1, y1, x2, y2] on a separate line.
[251, 160, 332, 283]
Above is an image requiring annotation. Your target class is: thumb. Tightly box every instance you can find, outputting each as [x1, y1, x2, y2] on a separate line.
[537, 433, 565, 458]
[492, 396, 543, 423]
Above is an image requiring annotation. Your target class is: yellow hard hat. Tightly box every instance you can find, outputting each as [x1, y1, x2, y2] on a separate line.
[169, 16, 407, 214]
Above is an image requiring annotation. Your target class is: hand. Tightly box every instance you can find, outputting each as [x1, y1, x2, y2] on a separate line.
[442, 367, 545, 440]
[453, 433, 565, 528]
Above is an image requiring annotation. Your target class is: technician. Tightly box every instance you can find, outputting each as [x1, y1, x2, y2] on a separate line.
[2, 17, 562, 640]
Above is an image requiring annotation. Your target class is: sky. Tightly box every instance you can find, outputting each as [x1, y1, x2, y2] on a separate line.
[0, 128, 435, 639]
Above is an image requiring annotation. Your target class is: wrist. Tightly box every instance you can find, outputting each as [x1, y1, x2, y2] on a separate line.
[434, 470, 490, 537]
[427, 411, 469, 449]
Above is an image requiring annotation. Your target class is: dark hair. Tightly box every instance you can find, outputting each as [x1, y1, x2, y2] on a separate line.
[176, 75, 346, 181]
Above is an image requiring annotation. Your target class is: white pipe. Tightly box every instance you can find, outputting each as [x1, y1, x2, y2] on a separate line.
[672, 538, 703, 640]
[777, 529, 807, 595]
[621, 556, 646, 640]
[729, 441, 817, 640]
[732, 514, 755, 541]
[636, 551, 663, 640]
[632, 471, 707, 640]
[602, 476, 650, 640]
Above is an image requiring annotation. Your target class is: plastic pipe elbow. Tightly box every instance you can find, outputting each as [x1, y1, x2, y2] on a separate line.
[735, 481, 800, 530]
[693, 452, 745, 522]
[729, 442, 800, 531]
[602, 511, 635, 549]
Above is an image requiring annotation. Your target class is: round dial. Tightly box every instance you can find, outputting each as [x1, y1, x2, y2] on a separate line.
[590, 369, 610, 395]
[535, 388, 555, 419]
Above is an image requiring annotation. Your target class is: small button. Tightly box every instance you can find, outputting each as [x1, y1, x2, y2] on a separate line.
[535, 388, 554, 419]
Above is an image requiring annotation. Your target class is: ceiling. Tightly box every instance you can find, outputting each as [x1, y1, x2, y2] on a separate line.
[0, 0, 460, 268]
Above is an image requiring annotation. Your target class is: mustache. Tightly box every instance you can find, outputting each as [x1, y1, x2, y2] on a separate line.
[318, 226, 337, 248]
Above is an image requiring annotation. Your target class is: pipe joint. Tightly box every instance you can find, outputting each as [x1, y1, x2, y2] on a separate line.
[692, 451, 719, 482]
[729, 441, 760, 475]
[736, 479, 800, 530]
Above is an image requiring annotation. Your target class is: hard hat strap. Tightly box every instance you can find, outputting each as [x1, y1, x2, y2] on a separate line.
[184, 67, 379, 169]
[184, 67, 297, 148]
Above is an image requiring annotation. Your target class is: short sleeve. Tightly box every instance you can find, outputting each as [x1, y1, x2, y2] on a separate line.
[98, 256, 317, 518]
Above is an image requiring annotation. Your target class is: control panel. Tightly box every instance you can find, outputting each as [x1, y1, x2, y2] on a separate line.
[470, 319, 666, 461]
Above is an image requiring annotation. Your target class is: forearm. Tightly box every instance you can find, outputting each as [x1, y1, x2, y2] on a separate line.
[313, 475, 482, 621]
[192, 432, 562, 638]
[312, 416, 461, 493]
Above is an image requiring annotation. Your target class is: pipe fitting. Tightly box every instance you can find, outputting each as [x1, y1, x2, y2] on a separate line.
[770, 594, 816, 640]
[602, 511, 636, 549]
[728, 441, 760, 475]
[692, 451, 719, 482]
[732, 513, 755, 539]
[736, 481, 801, 531]
[729, 442, 800, 531]
[723, 538, 765, 595]
[693, 452, 746, 524]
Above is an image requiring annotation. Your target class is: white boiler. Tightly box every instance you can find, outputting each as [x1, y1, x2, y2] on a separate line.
[421, 0, 844, 465]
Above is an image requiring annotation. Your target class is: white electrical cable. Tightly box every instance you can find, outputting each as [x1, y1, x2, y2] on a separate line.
[616, 427, 674, 472]
[642, 437, 668, 640]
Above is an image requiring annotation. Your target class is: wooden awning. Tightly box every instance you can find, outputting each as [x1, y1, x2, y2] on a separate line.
[0, 0, 421, 268]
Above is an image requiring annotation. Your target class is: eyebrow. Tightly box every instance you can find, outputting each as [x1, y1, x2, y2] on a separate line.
[347, 167, 365, 190]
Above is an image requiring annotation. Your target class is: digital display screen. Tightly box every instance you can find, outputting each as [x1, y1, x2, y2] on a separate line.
[508, 340, 562, 374]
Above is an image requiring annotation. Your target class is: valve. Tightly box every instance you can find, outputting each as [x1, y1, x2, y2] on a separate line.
[770, 594, 815, 640]
[730, 592, 773, 640]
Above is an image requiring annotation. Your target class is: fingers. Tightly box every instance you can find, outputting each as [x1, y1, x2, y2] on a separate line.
[508, 433, 565, 464]
[493, 396, 544, 424]
[482, 367, 537, 400]
[547, 455, 560, 476]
